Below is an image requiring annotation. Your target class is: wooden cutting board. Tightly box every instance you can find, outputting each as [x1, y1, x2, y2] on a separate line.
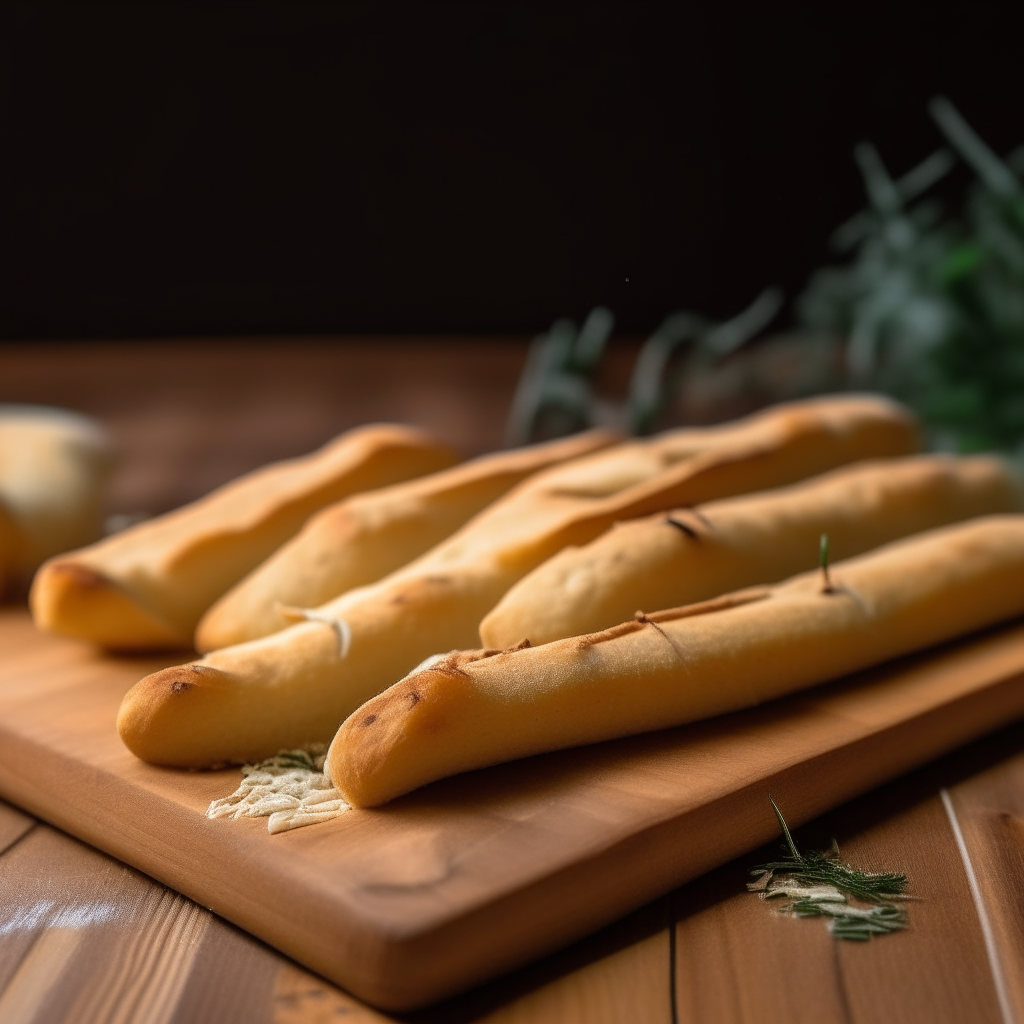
[2, 608, 1024, 1010]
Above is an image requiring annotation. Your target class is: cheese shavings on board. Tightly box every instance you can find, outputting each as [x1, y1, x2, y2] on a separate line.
[206, 746, 349, 834]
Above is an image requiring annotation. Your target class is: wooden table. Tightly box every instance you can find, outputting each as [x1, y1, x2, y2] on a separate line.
[1, 730, 1022, 1024]
[1, 339, 1023, 1023]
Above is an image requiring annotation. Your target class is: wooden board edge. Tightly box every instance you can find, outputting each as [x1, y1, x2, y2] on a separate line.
[0, 643, 1022, 1009]
[0, 727, 393, 995]
[349, 663, 1024, 1008]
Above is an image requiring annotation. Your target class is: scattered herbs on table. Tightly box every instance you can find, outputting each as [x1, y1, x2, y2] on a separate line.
[747, 797, 911, 941]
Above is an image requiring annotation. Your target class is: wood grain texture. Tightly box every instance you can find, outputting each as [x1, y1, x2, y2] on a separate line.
[0, 799, 34, 854]
[0, 800, 673, 1023]
[4, 340, 1022, 1021]
[672, 793, 1007, 1023]
[0, 339, 530, 517]
[4, 730, 1024, 1023]
[475, 932, 672, 1024]
[0, 338, 653, 519]
[943, 753, 1024, 1021]
[2, 609, 1024, 1009]
[671, 721, 1024, 1024]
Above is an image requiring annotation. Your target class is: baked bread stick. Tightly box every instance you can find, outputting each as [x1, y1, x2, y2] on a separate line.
[31, 424, 457, 650]
[117, 394, 919, 767]
[481, 453, 1024, 648]
[329, 514, 1024, 807]
[195, 429, 618, 651]
[0, 405, 114, 595]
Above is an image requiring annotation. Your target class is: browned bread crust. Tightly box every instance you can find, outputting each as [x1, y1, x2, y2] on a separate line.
[117, 394, 921, 766]
[32, 424, 457, 650]
[330, 515, 1024, 807]
[195, 429, 618, 651]
[481, 453, 1024, 648]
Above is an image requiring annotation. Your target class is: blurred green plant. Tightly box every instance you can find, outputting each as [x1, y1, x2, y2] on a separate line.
[799, 97, 1024, 453]
[507, 98, 1024, 453]
[627, 287, 782, 435]
[505, 307, 615, 445]
[507, 289, 781, 444]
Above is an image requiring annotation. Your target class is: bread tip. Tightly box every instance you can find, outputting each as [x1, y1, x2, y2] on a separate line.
[117, 662, 232, 765]
[29, 558, 107, 631]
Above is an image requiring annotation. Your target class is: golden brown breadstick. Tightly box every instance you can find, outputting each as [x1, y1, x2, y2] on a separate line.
[31, 424, 457, 650]
[195, 430, 618, 651]
[329, 514, 1024, 807]
[117, 394, 919, 768]
[0, 405, 114, 595]
[481, 453, 1024, 648]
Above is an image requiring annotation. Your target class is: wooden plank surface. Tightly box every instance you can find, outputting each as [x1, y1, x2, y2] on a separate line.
[667, 708, 1024, 1024]
[0, 338, 533, 515]
[3, 728, 1024, 1023]
[0, 796, 675, 1024]
[2, 608, 1024, 1010]
[4, 340, 1024, 1020]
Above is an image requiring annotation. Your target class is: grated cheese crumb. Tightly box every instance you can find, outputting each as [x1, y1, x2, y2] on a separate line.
[206, 746, 349, 834]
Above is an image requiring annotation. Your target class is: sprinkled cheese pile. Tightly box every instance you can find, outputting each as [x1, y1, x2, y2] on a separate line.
[206, 746, 349, 834]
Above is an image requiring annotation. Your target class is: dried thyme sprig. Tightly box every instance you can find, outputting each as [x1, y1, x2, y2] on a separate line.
[748, 797, 910, 941]
[790, 899, 908, 941]
[259, 748, 325, 773]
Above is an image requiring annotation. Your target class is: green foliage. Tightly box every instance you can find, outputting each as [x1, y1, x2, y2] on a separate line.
[506, 289, 781, 443]
[505, 307, 615, 444]
[799, 98, 1024, 454]
[241, 746, 327, 775]
[789, 899, 908, 941]
[627, 288, 781, 435]
[507, 98, 1024, 454]
[748, 797, 910, 942]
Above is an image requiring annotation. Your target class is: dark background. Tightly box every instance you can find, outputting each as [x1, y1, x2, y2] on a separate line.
[0, 3, 1020, 341]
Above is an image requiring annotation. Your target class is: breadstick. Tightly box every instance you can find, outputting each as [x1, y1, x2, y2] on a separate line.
[31, 424, 457, 650]
[117, 394, 919, 768]
[329, 514, 1024, 807]
[195, 430, 618, 651]
[0, 405, 114, 595]
[481, 454, 1024, 648]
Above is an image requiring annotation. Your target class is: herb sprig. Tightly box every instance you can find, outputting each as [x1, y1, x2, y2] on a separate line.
[819, 533, 833, 593]
[748, 797, 910, 941]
